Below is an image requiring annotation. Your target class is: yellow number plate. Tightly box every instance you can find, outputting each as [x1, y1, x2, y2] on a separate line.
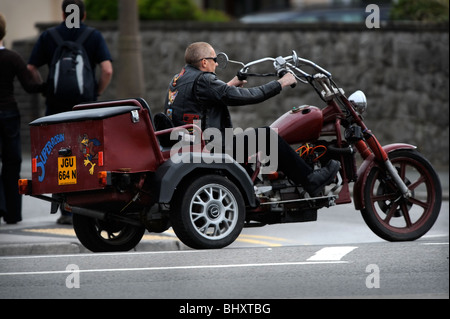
[58, 156, 77, 185]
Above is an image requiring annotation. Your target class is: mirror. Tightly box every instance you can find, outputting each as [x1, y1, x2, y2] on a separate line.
[216, 52, 229, 69]
[216, 52, 246, 70]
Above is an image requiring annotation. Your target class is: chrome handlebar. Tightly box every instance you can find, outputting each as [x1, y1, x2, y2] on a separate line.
[217, 51, 332, 84]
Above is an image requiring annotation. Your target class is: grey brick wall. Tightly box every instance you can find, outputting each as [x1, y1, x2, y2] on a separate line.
[12, 21, 449, 168]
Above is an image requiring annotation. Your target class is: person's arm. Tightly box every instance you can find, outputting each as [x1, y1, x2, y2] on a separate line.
[227, 73, 296, 89]
[26, 64, 43, 84]
[199, 73, 283, 107]
[227, 76, 246, 87]
[15, 59, 43, 93]
[97, 60, 113, 96]
[208, 72, 297, 107]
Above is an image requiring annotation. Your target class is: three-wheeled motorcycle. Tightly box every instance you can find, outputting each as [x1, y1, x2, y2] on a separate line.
[19, 51, 442, 252]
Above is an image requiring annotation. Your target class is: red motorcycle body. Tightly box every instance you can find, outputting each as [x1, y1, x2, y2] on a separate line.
[270, 105, 323, 144]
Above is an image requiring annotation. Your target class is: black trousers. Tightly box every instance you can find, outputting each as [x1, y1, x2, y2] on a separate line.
[228, 127, 313, 185]
[0, 111, 22, 223]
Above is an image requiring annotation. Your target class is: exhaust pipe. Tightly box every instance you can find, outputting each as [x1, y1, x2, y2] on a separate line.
[63, 203, 106, 220]
[63, 203, 142, 227]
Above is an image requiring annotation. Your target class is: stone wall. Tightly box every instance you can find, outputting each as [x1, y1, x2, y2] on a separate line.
[13, 21, 449, 168]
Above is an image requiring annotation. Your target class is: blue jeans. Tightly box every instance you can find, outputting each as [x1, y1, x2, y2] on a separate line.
[0, 111, 22, 223]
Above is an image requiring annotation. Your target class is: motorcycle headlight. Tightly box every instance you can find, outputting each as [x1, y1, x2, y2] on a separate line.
[349, 90, 367, 114]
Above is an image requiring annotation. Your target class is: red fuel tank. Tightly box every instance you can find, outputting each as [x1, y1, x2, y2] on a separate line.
[270, 105, 323, 144]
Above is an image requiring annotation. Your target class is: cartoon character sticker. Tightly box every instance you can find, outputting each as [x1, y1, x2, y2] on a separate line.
[79, 134, 101, 175]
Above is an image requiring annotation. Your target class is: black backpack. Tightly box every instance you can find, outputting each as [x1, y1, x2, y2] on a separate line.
[47, 27, 96, 104]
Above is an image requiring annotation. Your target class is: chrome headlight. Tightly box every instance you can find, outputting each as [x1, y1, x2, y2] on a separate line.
[349, 90, 367, 114]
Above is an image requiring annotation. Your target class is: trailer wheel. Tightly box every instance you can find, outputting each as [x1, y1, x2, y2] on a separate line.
[171, 175, 245, 249]
[73, 214, 145, 252]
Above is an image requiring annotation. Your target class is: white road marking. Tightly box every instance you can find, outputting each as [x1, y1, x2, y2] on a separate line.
[0, 260, 348, 276]
[307, 246, 358, 261]
[0, 246, 360, 277]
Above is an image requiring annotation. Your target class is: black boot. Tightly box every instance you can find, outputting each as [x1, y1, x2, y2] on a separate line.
[304, 160, 340, 197]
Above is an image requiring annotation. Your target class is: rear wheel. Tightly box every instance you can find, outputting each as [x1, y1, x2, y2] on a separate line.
[170, 175, 245, 249]
[361, 149, 442, 241]
[73, 213, 145, 252]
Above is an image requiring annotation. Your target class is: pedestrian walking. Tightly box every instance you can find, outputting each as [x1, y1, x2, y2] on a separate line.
[0, 12, 44, 224]
[27, 0, 113, 224]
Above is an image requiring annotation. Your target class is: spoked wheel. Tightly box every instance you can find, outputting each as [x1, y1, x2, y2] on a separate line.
[171, 175, 245, 249]
[73, 213, 145, 252]
[361, 149, 442, 241]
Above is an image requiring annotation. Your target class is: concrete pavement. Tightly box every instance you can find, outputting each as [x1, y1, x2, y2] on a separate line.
[0, 199, 186, 256]
[0, 155, 448, 256]
[0, 155, 187, 256]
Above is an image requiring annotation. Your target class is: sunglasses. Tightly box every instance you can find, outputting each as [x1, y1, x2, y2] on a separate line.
[199, 57, 217, 63]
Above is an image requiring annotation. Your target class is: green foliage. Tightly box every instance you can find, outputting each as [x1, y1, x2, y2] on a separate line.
[139, 0, 200, 20]
[197, 9, 230, 22]
[390, 0, 449, 22]
[84, 0, 230, 21]
[85, 0, 118, 21]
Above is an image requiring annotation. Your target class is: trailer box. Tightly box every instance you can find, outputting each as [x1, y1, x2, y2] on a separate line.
[28, 101, 163, 196]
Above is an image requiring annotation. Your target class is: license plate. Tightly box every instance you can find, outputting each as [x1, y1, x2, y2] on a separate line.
[58, 156, 77, 185]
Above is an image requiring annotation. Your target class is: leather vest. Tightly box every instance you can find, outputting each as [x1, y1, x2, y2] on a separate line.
[164, 65, 205, 127]
[164, 65, 233, 132]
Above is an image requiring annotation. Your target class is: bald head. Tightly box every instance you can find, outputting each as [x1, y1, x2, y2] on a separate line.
[185, 42, 214, 67]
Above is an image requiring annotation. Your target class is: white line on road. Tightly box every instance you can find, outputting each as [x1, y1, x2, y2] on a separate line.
[0, 260, 348, 276]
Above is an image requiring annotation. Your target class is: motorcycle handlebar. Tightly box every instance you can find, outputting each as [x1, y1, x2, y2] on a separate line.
[236, 71, 248, 81]
[236, 53, 332, 85]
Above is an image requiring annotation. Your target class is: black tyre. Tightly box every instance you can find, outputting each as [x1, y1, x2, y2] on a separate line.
[170, 175, 245, 249]
[73, 213, 145, 252]
[361, 149, 442, 241]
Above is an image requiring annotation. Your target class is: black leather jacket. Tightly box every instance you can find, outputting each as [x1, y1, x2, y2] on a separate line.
[164, 64, 282, 131]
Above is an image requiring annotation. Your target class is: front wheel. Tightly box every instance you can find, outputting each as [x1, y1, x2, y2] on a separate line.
[170, 175, 245, 249]
[361, 149, 442, 241]
[73, 213, 145, 252]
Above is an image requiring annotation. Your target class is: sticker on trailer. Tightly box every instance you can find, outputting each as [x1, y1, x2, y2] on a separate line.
[79, 134, 102, 175]
[35, 133, 65, 182]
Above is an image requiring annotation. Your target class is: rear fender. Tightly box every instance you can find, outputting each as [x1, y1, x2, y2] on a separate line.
[155, 152, 257, 207]
[353, 143, 417, 210]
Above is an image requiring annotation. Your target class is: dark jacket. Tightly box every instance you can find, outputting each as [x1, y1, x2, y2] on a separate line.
[164, 64, 282, 132]
[0, 48, 43, 112]
[28, 22, 112, 114]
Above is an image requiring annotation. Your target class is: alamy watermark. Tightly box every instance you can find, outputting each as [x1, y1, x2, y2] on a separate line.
[168, 123, 279, 174]
[65, 262, 380, 290]
[365, 264, 380, 288]
[65, 4, 81, 28]
[366, 4, 381, 29]
[64, 4, 381, 29]
[65, 264, 80, 289]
